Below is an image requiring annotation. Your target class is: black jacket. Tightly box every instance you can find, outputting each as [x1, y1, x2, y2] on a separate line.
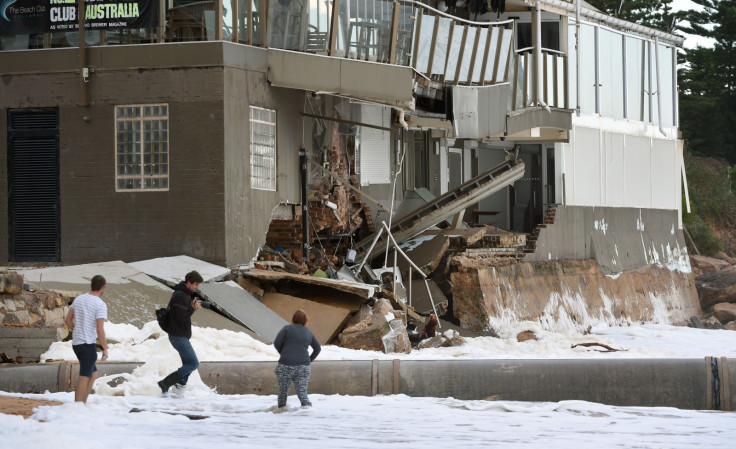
[167, 282, 196, 338]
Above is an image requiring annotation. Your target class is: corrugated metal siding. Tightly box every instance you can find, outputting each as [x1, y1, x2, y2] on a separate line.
[359, 105, 390, 186]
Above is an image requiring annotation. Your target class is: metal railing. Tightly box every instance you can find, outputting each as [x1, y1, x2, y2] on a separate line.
[512, 48, 568, 110]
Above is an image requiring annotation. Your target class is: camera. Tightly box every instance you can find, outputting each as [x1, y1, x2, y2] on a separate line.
[194, 299, 212, 309]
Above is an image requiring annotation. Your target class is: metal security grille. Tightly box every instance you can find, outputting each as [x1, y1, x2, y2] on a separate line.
[7, 108, 60, 262]
[250, 106, 277, 191]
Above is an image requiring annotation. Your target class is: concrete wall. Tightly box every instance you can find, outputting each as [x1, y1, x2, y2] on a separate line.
[526, 205, 689, 274]
[223, 52, 304, 266]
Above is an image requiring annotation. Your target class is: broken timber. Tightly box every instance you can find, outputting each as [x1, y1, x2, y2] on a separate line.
[243, 269, 378, 300]
[354, 157, 526, 261]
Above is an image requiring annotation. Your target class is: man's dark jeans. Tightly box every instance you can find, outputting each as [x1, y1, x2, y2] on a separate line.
[168, 334, 199, 384]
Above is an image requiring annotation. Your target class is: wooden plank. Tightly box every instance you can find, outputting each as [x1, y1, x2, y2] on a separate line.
[243, 269, 377, 299]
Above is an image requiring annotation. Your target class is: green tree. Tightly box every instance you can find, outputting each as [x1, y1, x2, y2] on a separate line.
[585, 0, 677, 31]
[678, 1, 736, 164]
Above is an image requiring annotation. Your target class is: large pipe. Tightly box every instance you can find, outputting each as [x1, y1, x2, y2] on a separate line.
[1, 358, 733, 410]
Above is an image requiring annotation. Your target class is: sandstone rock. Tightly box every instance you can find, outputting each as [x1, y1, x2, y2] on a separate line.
[695, 266, 736, 311]
[702, 316, 725, 330]
[416, 329, 466, 349]
[338, 298, 411, 353]
[725, 321, 736, 331]
[1, 272, 24, 294]
[516, 330, 538, 342]
[690, 255, 731, 276]
[713, 303, 736, 324]
[715, 251, 736, 265]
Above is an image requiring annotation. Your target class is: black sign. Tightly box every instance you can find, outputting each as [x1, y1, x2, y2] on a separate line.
[0, 0, 158, 35]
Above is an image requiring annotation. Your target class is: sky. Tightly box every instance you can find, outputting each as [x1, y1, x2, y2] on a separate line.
[671, 0, 716, 49]
[2, 320, 736, 448]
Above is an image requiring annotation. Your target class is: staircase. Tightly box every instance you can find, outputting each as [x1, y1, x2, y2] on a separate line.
[354, 157, 526, 262]
[524, 207, 557, 254]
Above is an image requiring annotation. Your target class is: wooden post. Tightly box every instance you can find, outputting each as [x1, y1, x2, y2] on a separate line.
[411, 8, 423, 70]
[231, 0, 238, 42]
[388, 2, 400, 64]
[328, 0, 341, 56]
[260, 0, 267, 47]
[215, 0, 223, 40]
[453, 26, 468, 85]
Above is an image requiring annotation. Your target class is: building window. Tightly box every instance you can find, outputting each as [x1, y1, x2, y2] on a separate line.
[115, 104, 169, 191]
[250, 106, 277, 191]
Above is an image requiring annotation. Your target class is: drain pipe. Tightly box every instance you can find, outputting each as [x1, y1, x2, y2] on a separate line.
[575, 0, 581, 116]
[654, 37, 666, 137]
[300, 148, 310, 260]
[535, 0, 550, 112]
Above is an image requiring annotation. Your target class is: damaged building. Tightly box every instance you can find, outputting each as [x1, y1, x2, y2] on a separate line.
[0, 0, 699, 340]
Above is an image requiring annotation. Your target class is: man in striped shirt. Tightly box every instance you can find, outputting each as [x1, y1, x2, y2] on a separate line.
[64, 275, 109, 403]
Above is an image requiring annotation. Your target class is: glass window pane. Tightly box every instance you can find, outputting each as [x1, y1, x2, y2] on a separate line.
[626, 36, 650, 122]
[599, 28, 624, 118]
[579, 23, 596, 113]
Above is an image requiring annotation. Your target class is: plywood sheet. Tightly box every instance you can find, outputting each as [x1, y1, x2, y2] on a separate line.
[261, 292, 352, 344]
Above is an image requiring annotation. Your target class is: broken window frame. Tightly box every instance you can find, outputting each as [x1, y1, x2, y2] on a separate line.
[114, 104, 169, 192]
[249, 105, 277, 191]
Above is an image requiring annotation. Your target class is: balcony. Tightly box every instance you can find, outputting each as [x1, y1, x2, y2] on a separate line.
[0, 0, 572, 138]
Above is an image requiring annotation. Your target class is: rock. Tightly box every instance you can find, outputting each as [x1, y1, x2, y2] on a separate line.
[725, 321, 736, 331]
[715, 251, 736, 265]
[338, 298, 411, 354]
[416, 329, 467, 349]
[516, 330, 538, 342]
[689, 316, 704, 329]
[702, 316, 725, 330]
[1, 272, 24, 294]
[689, 255, 731, 276]
[713, 303, 736, 324]
[695, 267, 736, 311]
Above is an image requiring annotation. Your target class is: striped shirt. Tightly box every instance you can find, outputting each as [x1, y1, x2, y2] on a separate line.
[70, 293, 107, 345]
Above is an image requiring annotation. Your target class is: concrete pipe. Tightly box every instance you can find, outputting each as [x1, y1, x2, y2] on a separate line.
[0, 358, 732, 411]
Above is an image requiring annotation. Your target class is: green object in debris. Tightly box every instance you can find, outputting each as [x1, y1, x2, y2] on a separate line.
[313, 268, 329, 278]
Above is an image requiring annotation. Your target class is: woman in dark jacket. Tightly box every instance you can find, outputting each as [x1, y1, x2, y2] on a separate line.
[158, 270, 204, 393]
[273, 309, 321, 408]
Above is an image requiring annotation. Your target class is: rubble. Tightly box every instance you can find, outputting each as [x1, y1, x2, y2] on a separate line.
[338, 298, 411, 353]
[416, 329, 466, 349]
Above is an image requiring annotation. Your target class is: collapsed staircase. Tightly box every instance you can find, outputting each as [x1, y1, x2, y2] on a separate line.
[354, 157, 526, 262]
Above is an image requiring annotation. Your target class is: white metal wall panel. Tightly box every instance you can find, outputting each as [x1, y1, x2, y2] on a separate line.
[359, 105, 390, 186]
[623, 135, 652, 208]
[572, 127, 601, 205]
[603, 131, 625, 206]
[651, 139, 677, 209]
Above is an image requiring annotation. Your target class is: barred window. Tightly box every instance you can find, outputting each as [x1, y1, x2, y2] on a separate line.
[115, 104, 169, 191]
[250, 106, 277, 191]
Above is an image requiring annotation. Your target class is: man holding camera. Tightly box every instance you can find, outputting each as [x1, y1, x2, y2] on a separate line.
[158, 270, 205, 393]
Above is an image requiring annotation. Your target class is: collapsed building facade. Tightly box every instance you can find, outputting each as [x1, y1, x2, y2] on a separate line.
[0, 0, 700, 337]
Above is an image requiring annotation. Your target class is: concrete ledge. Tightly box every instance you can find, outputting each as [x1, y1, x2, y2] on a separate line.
[1, 358, 732, 411]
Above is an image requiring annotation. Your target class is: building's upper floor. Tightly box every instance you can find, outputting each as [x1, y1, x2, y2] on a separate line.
[0, 0, 684, 139]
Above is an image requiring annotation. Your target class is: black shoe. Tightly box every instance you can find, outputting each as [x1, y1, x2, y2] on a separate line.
[158, 372, 183, 393]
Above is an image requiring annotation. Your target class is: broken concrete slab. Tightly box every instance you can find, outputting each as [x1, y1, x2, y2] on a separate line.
[129, 255, 231, 286]
[407, 278, 449, 316]
[197, 281, 288, 343]
[423, 227, 486, 249]
[395, 233, 451, 277]
[243, 269, 377, 300]
[16, 261, 173, 329]
[261, 292, 351, 344]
